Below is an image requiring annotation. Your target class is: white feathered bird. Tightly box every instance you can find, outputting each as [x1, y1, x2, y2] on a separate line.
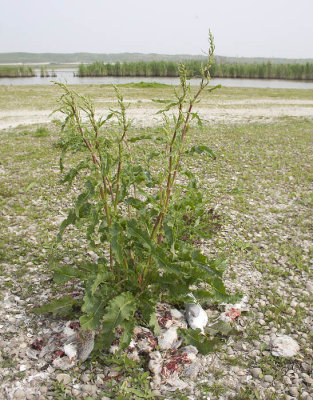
[185, 301, 208, 334]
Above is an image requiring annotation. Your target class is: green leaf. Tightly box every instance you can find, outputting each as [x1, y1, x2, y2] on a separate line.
[25, 181, 37, 192]
[100, 292, 137, 348]
[90, 271, 112, 295]
[57, 209, 77, 241]
[53, 265, 85, 284]
[205, 320, 234, 336]
[110, 222, 124, 265]
[187, 145, 216, 159]
[148, 312, 161, 335]
[125, 197, 146, 210]
[80, 292, 106, 330]
[179, 328, 219, 354]
[32, 296, 76, 315]
[128, 134, 152, 143]
[191, 112, 203, 127]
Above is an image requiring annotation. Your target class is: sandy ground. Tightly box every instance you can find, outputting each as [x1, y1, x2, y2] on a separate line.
[0, 99, 312, 130]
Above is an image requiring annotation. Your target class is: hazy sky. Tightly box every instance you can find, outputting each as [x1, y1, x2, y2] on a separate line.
[1, 0, 312, 58]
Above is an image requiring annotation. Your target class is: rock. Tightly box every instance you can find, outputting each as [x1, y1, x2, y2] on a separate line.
[264, 375, 274, 383]
[185, 303, 208, 333]
[52, 356, 75, 370]
[80, 373, 90, 383]
[13, 389, 26, 399]
[289, 387, 299, 396]
[251, 368, 262, 378]
[81, 384, 97, 395]
[283, 376, 292, 385]
[56, 373, 71, 385]
[183, 362, 200, 379]
[162, 374, 188, 391]
[72, 389, 81, 397]
[305, 282, 313, 293]
[271, 335, 299, 357]
[303, 375, 313, 386]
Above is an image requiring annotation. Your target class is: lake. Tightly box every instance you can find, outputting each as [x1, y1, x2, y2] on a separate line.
[1, 68, 313, 89]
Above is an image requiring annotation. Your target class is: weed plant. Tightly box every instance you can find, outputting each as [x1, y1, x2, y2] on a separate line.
[37, 33, 238, 354]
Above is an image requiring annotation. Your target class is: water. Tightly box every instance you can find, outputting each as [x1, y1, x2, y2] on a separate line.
[1, 68, 313, 89]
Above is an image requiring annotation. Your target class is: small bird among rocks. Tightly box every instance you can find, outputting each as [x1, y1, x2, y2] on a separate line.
[184, 303, 208, 333]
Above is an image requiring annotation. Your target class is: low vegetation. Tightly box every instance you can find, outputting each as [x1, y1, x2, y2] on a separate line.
[77, 60, 313, 80]
[0, 65, 35, 78]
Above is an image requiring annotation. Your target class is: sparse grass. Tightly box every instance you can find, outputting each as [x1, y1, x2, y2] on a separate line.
[0, 86, 312, 399]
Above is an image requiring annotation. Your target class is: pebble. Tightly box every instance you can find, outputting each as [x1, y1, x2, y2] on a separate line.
[72, 389, 81, 397]
[81, 384, 97, 395]
[289, 387, 298, 396]
[251, 368, 262, 378]
[80, 373, 90, 383]
[303, 375, 313, 385]
[56, 374, 71, 385]
[264, 375, 274, 383]
[283, 376, 292, 385]
[13, 389, 25, 399]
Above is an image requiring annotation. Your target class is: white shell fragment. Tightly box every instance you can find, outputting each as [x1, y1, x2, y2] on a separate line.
[270, 335, 300, 357]
[185, 303, 208, 333]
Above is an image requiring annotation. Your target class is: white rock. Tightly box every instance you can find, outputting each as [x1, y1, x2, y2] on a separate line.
[52, 356, 75, 370]
[19, 364, 27, 372]
[157, 327, 178, 350]
[56, 373, 71, 385]
[270, 335, 300, 357]
[185, 303, 208, 333]
[163, 374, 189, 391]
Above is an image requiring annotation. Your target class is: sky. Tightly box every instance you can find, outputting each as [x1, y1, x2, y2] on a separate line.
[0, 0, 312, 58]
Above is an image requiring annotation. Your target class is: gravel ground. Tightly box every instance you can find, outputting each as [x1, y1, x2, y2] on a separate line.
[0, 95, 312, 399]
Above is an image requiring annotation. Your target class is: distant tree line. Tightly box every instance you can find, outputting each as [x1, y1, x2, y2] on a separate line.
[77, 60, 313, 80]
[0, 66, 35, 78]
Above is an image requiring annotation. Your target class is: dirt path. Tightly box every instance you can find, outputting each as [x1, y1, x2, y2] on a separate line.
[1, 99, 312, 130]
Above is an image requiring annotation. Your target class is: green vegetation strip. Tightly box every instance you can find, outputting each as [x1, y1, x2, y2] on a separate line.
[78, 60, 313, 80]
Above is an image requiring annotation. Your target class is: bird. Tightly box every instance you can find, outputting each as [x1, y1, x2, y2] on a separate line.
[184, 303, 208, 334]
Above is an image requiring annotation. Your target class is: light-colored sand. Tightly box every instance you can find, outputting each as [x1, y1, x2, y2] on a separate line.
[0, 98, 312, 130]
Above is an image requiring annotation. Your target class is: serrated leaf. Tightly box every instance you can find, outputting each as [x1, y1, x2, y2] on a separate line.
[53, 265, 85, 284]
[58, 209, 77, 241]
[187, 145, 216, 159]
[110, 222, 124, 264]
[205, 320, 234, 336]
[100, 292, 137, 348]
[80, 293, 106, 330]
[125, 197, 146, 210]
[128, 134, 152, 143]
[32, 296, 76, 315]
[179, 328, 219, 354]
[148, 312, 161, 335]
[90, 271, 111, 295]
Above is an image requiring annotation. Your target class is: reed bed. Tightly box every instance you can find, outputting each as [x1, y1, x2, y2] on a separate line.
[77, 60, 313, 80]
[0, 65, 35, 78]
